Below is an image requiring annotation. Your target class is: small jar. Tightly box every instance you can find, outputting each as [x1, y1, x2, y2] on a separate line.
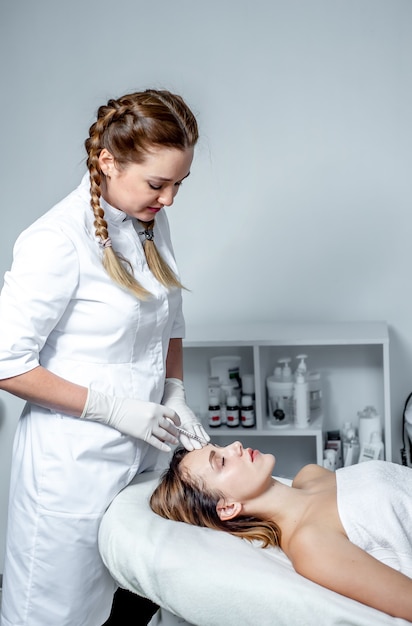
[241, 395, 255, 428]
[226, 395, 240, 428]
[208, 396, 222, 428]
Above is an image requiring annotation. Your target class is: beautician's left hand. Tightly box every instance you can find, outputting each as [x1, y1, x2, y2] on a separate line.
[162, 378, 210, 450]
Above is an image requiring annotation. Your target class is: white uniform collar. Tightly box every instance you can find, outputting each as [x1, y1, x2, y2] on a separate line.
[79, 172, 130, 226]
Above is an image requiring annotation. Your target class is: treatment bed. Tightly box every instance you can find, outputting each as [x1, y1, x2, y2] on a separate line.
[98, 470, 411, 626]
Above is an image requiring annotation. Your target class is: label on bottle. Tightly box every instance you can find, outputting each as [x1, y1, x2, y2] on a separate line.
[294, 384, 310, 428]
[208, 406, 221, 427]
[226, 406, 240, 427]
[241, 407, 255, 428]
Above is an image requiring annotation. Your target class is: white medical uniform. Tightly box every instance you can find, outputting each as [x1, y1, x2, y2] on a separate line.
[0, 174, 185, 626]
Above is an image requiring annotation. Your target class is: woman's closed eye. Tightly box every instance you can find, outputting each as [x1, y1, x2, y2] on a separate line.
[214, 445, 225, 467]
[216, 453, 225, 468]
[148, 181, 184, 190]
[209, 449, 225, 470]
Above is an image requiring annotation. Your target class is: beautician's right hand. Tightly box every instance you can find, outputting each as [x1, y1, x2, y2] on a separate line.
[80, 388, 180, 451]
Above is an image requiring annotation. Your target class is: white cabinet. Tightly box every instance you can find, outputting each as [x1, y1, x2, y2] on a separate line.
[182, 321, 391, 478]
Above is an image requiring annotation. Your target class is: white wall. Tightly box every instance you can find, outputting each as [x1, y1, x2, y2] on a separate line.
[1, 0, 411, 570]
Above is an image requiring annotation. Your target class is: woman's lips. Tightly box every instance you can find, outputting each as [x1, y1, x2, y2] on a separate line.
[248, 448, 258, 462]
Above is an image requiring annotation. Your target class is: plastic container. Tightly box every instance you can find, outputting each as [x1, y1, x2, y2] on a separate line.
[307, 371, 322, 413]
[266, 375, 294, 423]
[358, 406, 382, 448]
[208, 376, 221, 399]
[278, 358, 293, 381]
[221, 383, 240, 403]
[240, 395, 255, 428]
[241, 374, 255, 400]
[294, 372, 309, 428]
[210, 356, 241, 385]
[358, 431, 384, 462]
[295, 354, 308, 378]
[342, 423, 360, 466]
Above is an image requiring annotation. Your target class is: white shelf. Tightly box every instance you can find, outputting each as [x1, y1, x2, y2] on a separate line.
[206, 414, 324, 437]
[184, 321, 389, 346]
[183, 321, 391, 477]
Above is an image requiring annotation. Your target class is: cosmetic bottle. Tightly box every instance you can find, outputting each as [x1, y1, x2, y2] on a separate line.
[226, 395, 240, 428]
[208, 396, 222, 428]
[343, 425, 360, 466]
[279, 358, 292, 381]
[240, 395, 255, 428]
[294, 372, 309, 428]
[295, 354, 308, 378]
[358, 431, 384, 462]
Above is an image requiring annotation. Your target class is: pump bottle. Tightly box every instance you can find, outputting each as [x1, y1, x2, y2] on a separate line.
[294, 372, 309, 428]
[279, 358, 292, 381]
[295, 354, 308, 378]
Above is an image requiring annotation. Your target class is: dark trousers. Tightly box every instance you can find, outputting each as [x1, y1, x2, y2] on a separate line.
[103, 588, 159, 625]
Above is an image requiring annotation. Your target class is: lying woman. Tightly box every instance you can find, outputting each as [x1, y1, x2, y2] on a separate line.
[150, 441, 412, 621]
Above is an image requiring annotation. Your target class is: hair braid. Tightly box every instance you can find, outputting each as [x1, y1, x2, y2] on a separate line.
[84, 89, 198, 300]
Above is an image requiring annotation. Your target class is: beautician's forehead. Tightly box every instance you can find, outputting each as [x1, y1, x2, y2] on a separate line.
[143, 146, 193, 177]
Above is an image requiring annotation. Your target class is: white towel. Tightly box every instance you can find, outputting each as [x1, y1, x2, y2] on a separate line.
[336, 460, 412, 577]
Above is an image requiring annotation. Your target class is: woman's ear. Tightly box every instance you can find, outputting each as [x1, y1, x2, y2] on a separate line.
[216, 499, 242, 521]
[98, 149, 115, 176]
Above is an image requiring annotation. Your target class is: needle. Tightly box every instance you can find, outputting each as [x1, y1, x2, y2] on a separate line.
[174, 424, 209, 447]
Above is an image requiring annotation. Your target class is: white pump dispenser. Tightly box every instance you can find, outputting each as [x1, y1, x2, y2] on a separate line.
[295, 354, 308, 379]
[274, 364, 283, 380]
[267, 360, 294, 424]
[279, 358, 292, 381]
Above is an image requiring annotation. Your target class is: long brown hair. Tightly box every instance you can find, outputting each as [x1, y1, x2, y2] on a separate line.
[84, 89, 198, 299]
[150, 447, 282, 548]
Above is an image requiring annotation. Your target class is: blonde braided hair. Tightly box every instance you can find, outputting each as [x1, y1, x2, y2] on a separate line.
[84, 89, 198, 299]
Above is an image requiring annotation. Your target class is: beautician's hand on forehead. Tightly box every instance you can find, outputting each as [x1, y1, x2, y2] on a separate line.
[162, 378, 210, 450]
[81, 388, 181, 451]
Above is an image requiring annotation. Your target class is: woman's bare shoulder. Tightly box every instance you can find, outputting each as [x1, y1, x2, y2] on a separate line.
[292, 463, 333, 488]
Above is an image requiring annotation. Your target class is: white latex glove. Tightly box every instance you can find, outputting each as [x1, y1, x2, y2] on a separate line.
[162, 378, 210, 451]
[80, 388, 180, 452]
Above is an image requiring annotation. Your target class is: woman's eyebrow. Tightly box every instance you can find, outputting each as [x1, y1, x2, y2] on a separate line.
[150, 172, 191, 183]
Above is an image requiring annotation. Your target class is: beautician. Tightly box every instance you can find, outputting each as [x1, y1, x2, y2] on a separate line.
[0, 89, 208, 626]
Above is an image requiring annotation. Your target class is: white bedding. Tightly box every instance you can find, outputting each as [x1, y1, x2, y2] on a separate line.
[98, 471, 411, 626]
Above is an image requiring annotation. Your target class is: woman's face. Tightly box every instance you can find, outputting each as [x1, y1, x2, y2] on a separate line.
[98, 146, 194, 221]
[179, 441, 276, 504]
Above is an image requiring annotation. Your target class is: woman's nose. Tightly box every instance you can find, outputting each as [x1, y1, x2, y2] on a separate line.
[227, 441, 243, 455]
[158, 187, 175, 206]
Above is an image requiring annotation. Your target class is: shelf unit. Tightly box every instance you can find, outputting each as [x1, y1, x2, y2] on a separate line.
[182, 321, 391, 478]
